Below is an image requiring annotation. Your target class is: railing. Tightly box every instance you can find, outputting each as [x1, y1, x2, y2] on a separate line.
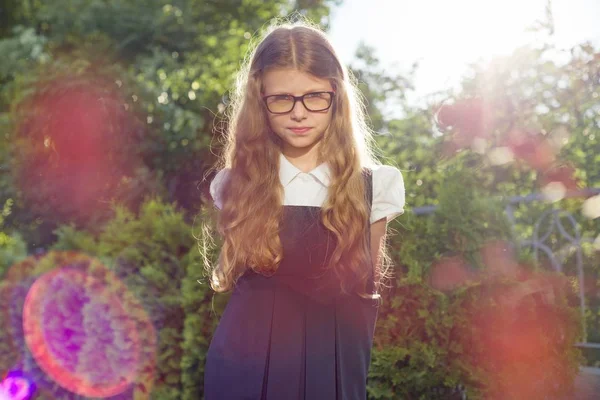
[412, 188, 600, 352]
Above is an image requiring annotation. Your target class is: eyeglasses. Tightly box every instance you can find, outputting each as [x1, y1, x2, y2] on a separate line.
[262, 91, 335, 114]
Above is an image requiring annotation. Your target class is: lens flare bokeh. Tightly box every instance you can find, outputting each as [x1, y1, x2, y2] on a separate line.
[0, 371, 35, 400]
[12, 73, 145, 229]
[1, 251, 156, 398]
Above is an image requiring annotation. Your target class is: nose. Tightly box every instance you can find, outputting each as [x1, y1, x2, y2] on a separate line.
[290, 99, 308, 120]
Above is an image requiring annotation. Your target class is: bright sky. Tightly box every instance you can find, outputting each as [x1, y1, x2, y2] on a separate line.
[328, 0, 600, 110]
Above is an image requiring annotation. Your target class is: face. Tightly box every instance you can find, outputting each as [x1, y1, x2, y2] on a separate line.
[261, 68, 334, 163]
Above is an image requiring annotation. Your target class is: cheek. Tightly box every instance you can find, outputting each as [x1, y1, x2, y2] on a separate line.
[267, 115, 283, 131]
[319, 112, 333, 128]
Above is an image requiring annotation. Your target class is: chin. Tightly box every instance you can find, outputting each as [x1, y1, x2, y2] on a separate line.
[280, 134, 315, 145]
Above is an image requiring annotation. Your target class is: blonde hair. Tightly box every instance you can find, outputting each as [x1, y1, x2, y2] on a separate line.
[201, 17, 393, 298]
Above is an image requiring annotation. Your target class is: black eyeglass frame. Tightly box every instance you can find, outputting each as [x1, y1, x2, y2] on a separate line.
[261, 91, 335, 114]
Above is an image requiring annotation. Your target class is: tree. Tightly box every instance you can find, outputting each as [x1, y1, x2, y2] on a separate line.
[0, 0, 339, 249]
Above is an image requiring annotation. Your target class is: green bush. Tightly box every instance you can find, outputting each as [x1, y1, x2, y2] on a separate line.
[1, 187, 582, 399]
[368, 273, 581, 400]
[394, 158, 515, 281]
[448, 275, 582, 399]
[0, 199, 28, 278]
[50, 198, 216, 399]
[368, 282, 462, 399]
[368, 162, 583, 399]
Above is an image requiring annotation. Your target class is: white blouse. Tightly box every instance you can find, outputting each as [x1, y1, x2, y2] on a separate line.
[210, 154, 405, 224]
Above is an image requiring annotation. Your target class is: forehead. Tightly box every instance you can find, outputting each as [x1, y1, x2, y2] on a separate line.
[262, 68, 332, 95]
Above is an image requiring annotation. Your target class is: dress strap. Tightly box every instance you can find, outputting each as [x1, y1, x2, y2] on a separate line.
[362, 167, 373, 212]
[362, 167, 377, 295]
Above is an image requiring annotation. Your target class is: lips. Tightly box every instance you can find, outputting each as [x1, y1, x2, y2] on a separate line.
[289, 127, 311, 133]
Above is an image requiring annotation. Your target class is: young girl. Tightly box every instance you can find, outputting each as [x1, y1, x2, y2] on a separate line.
[203, 19, 405, 400]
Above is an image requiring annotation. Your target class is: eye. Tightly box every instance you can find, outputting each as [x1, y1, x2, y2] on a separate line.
[272, 94, 292, 101]
[306, 92, 329, 98]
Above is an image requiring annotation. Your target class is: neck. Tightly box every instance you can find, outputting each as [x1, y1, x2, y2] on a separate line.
[281, 143, 322, 173]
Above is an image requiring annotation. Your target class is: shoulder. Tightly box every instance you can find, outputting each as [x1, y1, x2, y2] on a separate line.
[210, 168, 231, 209]
[371, 164, 404, 184]
[369, 165, 405, 224]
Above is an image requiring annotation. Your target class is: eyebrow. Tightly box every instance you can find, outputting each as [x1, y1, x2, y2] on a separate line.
[267, 89, 330, 96]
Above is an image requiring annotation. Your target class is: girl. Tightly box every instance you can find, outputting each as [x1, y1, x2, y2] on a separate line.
[203, 19, 405, 400]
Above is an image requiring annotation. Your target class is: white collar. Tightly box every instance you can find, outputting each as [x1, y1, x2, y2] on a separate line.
[279, 153, 331, 187]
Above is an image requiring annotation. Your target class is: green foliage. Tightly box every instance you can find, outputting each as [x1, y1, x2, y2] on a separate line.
[0, 250, 158, 399]
[0, 0, 338, 249]
[179, 205, 225, 400]
[447, 276, 582, 399]
[368, 283, 462, 399]
[368, 153, 582, 399]
[350, 41, 414, 133]
[0, 231, 27, 279]
[51, 198, 214, 399]
[368, 273, 582, 399]
[0, 1, 597, 398]
[391, 156, 514, 281]
[0, 198, 27, 278]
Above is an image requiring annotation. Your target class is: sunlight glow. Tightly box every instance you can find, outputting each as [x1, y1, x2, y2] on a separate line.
[330, 0, 600, 108]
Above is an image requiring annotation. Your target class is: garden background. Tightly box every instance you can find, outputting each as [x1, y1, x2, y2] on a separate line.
[0, 1, 599, 399]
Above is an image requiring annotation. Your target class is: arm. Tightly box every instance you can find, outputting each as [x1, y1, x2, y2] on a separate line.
[370, 217, 387, 291]
[368, 165, 405, 292]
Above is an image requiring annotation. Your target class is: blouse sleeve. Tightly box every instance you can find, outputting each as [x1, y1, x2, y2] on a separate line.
[370, 165, 405, 224]
[209, 168, 230, 209]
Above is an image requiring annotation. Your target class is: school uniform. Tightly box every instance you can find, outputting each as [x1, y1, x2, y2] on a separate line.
[204, 153, 405, 399]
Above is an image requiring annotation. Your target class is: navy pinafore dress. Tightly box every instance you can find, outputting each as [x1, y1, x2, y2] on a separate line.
[204, 170, 378, 399]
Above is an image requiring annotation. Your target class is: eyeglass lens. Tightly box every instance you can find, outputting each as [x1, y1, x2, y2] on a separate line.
[265, 92, 332, 113]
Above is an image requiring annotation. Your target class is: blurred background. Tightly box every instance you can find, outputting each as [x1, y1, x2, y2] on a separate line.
[0, 0, 599, 399]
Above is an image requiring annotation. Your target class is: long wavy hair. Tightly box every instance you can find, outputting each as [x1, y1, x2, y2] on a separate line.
[201, 19, 393, 298]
